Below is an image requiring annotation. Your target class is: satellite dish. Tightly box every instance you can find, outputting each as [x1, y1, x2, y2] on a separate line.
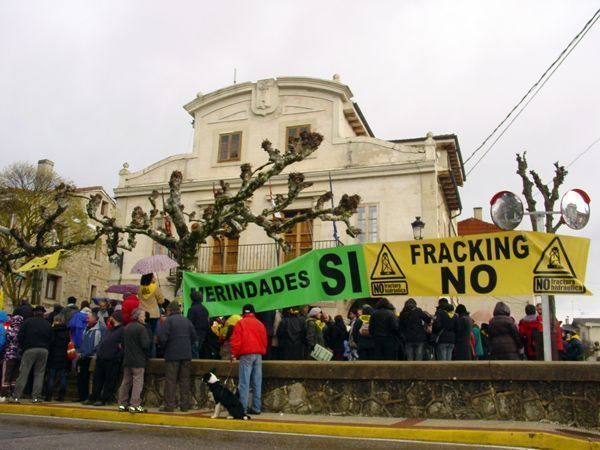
[560, 189, 591, 230]
[490, 191, 524, 230]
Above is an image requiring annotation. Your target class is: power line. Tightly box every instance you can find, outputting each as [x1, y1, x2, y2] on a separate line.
[567, 135, 600, 168]
[464, 8, 600, 173]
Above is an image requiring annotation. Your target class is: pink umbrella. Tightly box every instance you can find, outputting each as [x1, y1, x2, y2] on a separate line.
[130, 254, 178, 274]
[105, 284, 139, 296]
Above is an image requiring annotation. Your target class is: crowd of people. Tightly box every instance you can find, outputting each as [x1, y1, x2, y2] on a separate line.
[0, 284, 588, 414]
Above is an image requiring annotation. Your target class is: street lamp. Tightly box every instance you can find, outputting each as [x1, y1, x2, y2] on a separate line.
[411, 216, 425, 240]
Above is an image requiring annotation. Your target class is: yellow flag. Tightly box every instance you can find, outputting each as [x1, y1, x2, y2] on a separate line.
[17, 250, 64, 272]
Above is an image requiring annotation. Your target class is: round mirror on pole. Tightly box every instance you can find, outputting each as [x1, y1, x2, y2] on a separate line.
[560, 189, 591, 230]
[490, 191, 524, 230]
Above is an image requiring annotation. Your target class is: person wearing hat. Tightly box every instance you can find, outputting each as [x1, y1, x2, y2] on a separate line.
[157, 300, 197, 412]
[304, 307, 325, 359]
[87, 311, 125, 406]
[230, 304, 267, 415]
[454, 304, 473, 360]
[9, 305, 53, 403]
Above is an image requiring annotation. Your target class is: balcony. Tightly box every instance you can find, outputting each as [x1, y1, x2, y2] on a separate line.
[197, 240, 341, 274]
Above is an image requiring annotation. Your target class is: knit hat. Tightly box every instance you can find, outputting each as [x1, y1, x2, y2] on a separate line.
[111, 311, 123, 323]
[455, 304, 469, 315]
[308, 307, 322, 318]
[167, 300, 181, 312]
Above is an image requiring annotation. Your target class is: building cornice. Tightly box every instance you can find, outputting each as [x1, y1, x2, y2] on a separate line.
[113, 161, 436, 199]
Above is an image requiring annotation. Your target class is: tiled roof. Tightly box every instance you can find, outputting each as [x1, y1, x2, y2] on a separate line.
[457, 217, 501, 236]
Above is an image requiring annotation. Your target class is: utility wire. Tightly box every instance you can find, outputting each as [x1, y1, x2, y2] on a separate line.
[464, 8, 600, 172]
[566, 135, 600, 168]
[467, 13, 600, 176]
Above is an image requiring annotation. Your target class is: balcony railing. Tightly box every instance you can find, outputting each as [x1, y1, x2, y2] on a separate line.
[197, 240, 341, 274]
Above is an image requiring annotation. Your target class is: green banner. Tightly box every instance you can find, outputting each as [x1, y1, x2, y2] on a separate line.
[183, 244, 369, 317]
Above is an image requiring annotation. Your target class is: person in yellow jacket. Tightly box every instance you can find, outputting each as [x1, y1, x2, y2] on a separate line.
[219, 314, 241, 359]
[137, 273, 165, 357]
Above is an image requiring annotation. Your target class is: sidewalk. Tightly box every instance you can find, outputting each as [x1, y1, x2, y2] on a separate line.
[1, 400, 599, 450]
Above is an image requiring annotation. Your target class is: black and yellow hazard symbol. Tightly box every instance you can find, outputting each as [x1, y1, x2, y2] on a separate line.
[533, 236, 585, 294]
[370, 244, 408, 295]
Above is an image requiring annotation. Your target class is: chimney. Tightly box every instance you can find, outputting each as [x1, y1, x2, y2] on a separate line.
[473, 207, 483, 221]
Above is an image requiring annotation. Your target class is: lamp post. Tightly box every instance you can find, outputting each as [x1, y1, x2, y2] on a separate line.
[411, 216, 425, 240]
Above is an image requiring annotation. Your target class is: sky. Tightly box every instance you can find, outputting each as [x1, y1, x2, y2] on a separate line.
[1, 1, 599, 321]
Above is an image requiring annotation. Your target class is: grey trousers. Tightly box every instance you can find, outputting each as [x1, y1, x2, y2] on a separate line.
[118, 367, 145, 407]
[13, 348, 48, 399]
[164, 360, 191, 410]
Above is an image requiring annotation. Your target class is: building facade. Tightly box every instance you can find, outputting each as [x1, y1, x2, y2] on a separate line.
[113, 76, 465, 314]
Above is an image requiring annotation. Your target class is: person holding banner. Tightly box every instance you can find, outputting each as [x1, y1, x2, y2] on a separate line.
[230, 304, 267, 415]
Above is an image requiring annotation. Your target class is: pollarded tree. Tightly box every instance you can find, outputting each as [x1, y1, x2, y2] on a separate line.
[516, 152, 567, 233]
[86, 132, 361, 290]
[0, 162, 104, 303]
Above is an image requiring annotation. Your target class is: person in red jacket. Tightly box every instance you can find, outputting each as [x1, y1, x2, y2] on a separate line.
[121, 294, 140, 325]
[230, 304, 267, 415]
[519, 304, 542, 360]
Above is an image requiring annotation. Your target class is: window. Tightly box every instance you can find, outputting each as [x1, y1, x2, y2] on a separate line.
[210, 237, 239, 273]
[45, 275, 60, 300]
[283, 210, 313, 262]
[218, 132, 242, 162]
[153, 217, 168, 256]
[100, 201, 109, 216]
[90, 285, 97, 300]
[357, 205, 378, 243]
[286, 125, 311, 144]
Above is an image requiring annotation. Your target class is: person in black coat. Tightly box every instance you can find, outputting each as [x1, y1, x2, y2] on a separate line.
[324, 315, 348, 361]
[87, 311, 125, 405]
[256, 309, 276, 360]
[432, 299, 458, 361]
[45, 316, 70, 401]
[369, 298, 399, 360]
[353, 305, 376, 360]
[489, 302, 522, 360]
[398, 298, 431, 361]
[277, 308, 305, 360]
[454, 304, 473, 360]
[187, 290, 210, 359]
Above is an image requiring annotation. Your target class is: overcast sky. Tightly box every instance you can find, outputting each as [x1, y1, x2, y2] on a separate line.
[1, 1, 598, 320]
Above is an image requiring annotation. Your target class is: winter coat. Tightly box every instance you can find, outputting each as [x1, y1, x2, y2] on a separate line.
[277, 314, 305, 360]
[256, 310, 276, 337]
[518, 315, 542, 358]
[489, 315, 522, 360]
[230, 313, 267, 358]
[121, 294, 140, 325]
[96, 324, 125, 360]
[454, 314, 473, 360]
[137, 283, 164, 319]
[324, 322, 348, 353]
[13, 303, 33, 320]
[187, 301, 209, 344]
[0, 311, 7, 354]
[398, 307, 431, 344]
[80, 321, 106, 357]
[565, 335, 584, 361]
[304, 317, 325, 352]
[432, 307, 458, 345]
[157, 312, 197, 361]
[47, 324, 70, 370]
[18, 316, 53, 352]
[369, 306, 398, 338]
[2, 315, 24, 360]
[68, 311, 89, 350]
[123, 321, 151, 368]
[472, 325, 484, 358]
[353, 315, 375, 351]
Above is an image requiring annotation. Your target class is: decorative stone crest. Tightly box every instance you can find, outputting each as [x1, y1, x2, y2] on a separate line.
[251, 79, 279, 116]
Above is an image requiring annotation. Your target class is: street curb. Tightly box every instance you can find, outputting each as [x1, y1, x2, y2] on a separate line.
[0, 404, 598, 450]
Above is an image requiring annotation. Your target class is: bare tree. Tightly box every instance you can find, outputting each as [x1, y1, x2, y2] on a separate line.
[87, 132, 361, 289]
[516, 152, 567, 233]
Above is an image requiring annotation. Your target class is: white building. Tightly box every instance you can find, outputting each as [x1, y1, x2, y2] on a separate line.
[113, 76, 465, 314]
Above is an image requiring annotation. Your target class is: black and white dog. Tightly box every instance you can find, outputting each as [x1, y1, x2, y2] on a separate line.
[202, 370, 250, 420]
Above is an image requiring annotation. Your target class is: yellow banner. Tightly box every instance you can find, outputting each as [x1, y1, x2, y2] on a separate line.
[17, 249, 64, 272]
[363, 231, 591, 297]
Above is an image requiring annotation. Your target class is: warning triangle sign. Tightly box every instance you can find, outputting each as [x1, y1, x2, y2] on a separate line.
[533, 236, 577, 277]
[370, 244, 406, 280]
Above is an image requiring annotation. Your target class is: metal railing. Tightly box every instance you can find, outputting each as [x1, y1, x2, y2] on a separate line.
[197, 240, 341, 274]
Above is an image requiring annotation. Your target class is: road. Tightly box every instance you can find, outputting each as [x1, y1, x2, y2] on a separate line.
[0, 414, 534, 450]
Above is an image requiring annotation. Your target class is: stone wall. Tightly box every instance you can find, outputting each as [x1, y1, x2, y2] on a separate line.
[138, 360, 600, 429]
